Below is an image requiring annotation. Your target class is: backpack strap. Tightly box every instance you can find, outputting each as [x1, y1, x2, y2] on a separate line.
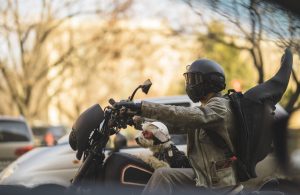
[204, 89, 237, 158]
[205, 89, 251, 180]
[205, 129, 234, 159]
[205, 122, 251, 181]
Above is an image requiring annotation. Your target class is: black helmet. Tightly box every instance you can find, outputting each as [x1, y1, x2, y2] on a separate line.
[183, 59, 226, 102]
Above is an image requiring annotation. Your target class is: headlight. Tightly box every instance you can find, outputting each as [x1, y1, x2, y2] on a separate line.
[0, 163, 18, 182]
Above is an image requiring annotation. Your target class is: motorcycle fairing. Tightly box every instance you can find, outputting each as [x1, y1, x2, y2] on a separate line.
[71, 104, 105, 160]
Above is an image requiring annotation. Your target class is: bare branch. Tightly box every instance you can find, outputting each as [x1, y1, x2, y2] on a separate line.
[21, 24, 36, 44]
[215, 5, 250, 39]
[39, 10, 101, 43]
[292, 69, 300, 86]
[206, 32, 250, 50]
[57, 101, 76, 121]
[34, 46, 74, 83]
[0, 65, 24, 114]
[13, 0, 26, 70]
[110, 0, 133, 20]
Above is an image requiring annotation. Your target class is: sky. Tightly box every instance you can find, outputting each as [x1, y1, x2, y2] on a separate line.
[14, 0, 204, 32]
[13, 0, 296, 36]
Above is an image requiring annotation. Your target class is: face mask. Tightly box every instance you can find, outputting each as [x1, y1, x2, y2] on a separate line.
[186, 84, 206, 103]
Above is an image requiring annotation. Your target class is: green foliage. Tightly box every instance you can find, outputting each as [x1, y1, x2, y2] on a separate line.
[280, 88, 293, 107]
[279, 87, 300, 110]
[197, 21, 255, 92]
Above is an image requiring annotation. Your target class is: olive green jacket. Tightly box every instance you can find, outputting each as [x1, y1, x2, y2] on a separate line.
[140, 96, 237, 188]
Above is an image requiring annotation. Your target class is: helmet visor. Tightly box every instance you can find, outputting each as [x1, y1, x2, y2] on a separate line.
[183, 72, 203, 85]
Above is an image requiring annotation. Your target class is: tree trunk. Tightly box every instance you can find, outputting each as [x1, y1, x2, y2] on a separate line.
[249, 48, 264, 83]
[285, 85, 300, 113]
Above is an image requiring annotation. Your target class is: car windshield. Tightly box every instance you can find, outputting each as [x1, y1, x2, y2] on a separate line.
[48, 126, 67, 137]
[0, 120, 30, 142]
[31, 127, 48, 136]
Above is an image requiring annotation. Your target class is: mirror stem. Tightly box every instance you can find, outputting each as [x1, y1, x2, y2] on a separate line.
[129, 85, 141, 101]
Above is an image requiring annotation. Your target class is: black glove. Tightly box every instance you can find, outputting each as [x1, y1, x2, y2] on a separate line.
[113, 100, 142, 114]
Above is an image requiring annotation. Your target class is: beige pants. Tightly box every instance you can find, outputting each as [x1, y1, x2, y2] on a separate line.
[142, 168, 203, 195]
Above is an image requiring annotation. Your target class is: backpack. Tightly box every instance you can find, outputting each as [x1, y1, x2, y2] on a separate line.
[207, 48, 293, 182]
[205, 90, 275, 182]
[228, 89, 275, 181]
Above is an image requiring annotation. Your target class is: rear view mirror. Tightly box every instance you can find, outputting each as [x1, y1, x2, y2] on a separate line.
[141, 79, 152, 94]
[129, 79, 152, 101]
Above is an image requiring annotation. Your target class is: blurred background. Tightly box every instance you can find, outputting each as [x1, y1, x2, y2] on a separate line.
[0, 0, 299, 137]
[0, 1, 299, 190]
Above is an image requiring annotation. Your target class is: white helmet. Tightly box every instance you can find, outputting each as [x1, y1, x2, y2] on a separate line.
[135, 121, 172, 151]
[142, 121, 170, 143]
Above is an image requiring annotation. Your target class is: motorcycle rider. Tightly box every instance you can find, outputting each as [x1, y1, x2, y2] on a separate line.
[114, 59, 238, 194]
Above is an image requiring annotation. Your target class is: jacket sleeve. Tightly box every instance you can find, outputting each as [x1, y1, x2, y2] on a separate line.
[132, 116, 158, 130]
[141, 97, 227, 134]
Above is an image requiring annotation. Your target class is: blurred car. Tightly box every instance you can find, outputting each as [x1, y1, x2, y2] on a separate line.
[0, 116, 34, 172]
[0, 133, 187, 188]
[0, 95, 193, 188]
[32, 125, 69, 146]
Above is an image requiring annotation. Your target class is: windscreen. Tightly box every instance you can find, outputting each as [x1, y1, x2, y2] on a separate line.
[0, 121, 30, 142]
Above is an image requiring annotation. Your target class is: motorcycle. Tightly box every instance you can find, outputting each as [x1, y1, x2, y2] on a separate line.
[67, 79, 299, 195]
[68, 79, 156, 194]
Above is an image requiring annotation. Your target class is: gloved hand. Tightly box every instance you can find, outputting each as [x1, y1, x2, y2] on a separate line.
[113, 100, 142, 114]
[132, 115, 145, 130]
